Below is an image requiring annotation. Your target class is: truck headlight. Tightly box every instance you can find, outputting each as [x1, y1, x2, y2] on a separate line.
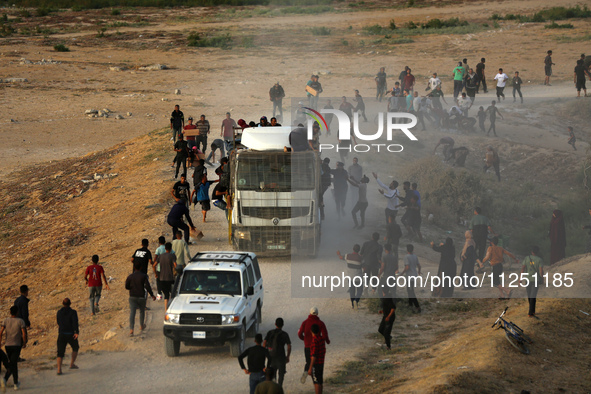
[164, 313, 180, 324]
[237, 231, 251, 241]
[222, 314, 240, 324]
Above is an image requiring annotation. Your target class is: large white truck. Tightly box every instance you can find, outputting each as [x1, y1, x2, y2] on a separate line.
[229, 127, 321, 256]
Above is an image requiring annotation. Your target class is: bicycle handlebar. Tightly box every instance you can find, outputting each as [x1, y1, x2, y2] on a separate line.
[491, 307, 509, 328]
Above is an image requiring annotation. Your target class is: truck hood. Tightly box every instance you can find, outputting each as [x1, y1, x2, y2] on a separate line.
[168, 295, 245, 315]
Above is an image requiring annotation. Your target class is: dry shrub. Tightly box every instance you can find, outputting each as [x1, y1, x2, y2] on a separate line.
[402, 156, 489, 227]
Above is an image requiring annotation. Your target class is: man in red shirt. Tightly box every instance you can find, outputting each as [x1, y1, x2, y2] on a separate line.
[84, 255, 110, 315]
[403, 68, 416, 92]
[183, 116, 198, 150]
[308, 324, 326, 394]
[298, 307, 330, 385]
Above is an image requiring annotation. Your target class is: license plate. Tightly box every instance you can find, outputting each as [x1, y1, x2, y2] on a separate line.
[267, 245, 286, 250]
[192, 331, 206, 339]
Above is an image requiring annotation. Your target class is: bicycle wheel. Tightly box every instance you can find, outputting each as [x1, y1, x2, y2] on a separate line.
[505, 331, 530, 354]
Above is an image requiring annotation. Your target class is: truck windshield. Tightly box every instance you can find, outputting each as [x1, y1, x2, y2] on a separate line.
[236, 152, 315, 191]
[180, 271, 242, 296]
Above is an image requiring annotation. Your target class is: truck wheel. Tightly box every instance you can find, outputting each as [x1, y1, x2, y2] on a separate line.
[248, 306, 261, 337]
[165, 336, 180, 357]
[230, 324, 246, 357]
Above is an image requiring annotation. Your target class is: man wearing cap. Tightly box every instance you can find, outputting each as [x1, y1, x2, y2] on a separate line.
[183, 116, 198, 150]
[195, 114, 210, 154]
[257, 116, 269, 127]
[298, 307, 330, 385]
[269, 82, 285, 120]
[221, 112, 238, 153]
[306, 75, 323, 110]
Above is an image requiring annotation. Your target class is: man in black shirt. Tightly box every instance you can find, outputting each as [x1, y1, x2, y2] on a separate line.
[288, 127, 313, 152]
[167, 199, 197, 244]
[269, 82, 285, 120]
[574, 59, 587, 97]
[14, 285, 30, 329]
[238, 333, 270, 394]
[56, 298, 79, 375]
[170, 105, 184, 143]
[476, 58, 487, 93]
[263, 318, 291, 388]
[544, 50, 555, 86]
[378, 288, 396, 350]
[174, 133, 189, 179]
[125, 262, 156, 337]
[360, 232, 383, 293]
[171, 174, 191, 206]
[131, 239, 153, 275]
[212, 183, 228, 212]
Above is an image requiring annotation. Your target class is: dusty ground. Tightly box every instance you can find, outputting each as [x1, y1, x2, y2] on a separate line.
[1, 0, 591, 392]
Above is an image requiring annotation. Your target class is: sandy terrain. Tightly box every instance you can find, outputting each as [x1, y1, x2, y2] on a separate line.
[1, 0, 590, 392]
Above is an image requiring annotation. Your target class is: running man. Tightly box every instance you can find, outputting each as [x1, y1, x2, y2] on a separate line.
[485, 100, 504, 137]
[493, 68, 509, 101]
[512, 71, 523, 103]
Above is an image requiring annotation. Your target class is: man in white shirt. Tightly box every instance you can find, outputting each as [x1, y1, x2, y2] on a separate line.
[372, 172, 400, 224]
[493, 68, 509, 101]
[456, 92, 472, 116]
[171, 231, 191, 269]
[427, 72, 441, 91]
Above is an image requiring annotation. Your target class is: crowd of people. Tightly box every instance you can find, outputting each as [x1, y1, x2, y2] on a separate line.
[3, 50, 588, 392]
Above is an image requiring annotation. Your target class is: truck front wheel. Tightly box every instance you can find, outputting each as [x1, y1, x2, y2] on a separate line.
[230, 324, 246, 357]
[165, 336, 180, 357]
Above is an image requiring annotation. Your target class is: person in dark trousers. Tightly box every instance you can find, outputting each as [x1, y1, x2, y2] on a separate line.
[0, 306, 27, 390]
[173, 133, 189, 179]
[385, 216, 402, 256]
[483, 145, 501, 182]
[170, 104, 184, 143]
[574, 59, 588, 97]
[431, 238, 457, 298]
[353, 89, 367, 122]
[298, 307, 330, 385]
[125, 262, 156, 337]
[254, 367, 283, 394]
[331, 162, 349, 218]
[544, 50, 554, 86]
[13, 285, 30, 364]
[307, 324, 326, 394]
[131, 239, 153, 276]
[485, 101, 503, 137]
[238, 334, 270, 394]
[319, 158, 331, 220]
[171, 173, 191, 205]
[378, 243, 398, 296]
[567, 126, 577, 151]
[375, 67, 387, 102]
[167, 199, 197, 244]
[337, 245, 364, 309]
[56, 298, 79, 375]
[521, 246, 544, 318]
[470, 207, 493, 261]
[378, 288, 396, 350]
[477, 106, 486, 133]
[269, 82, 285, 119]
[263, 318, 291, 388]
[84, 255, 110, 315]
[348, 175, 369, 229]
[476, 58, 487, 93]
[400, 244, 421, 312]
[156, 242, 176, 311]
[360, 233, 383, 293]
[512, 71, 523, 103]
